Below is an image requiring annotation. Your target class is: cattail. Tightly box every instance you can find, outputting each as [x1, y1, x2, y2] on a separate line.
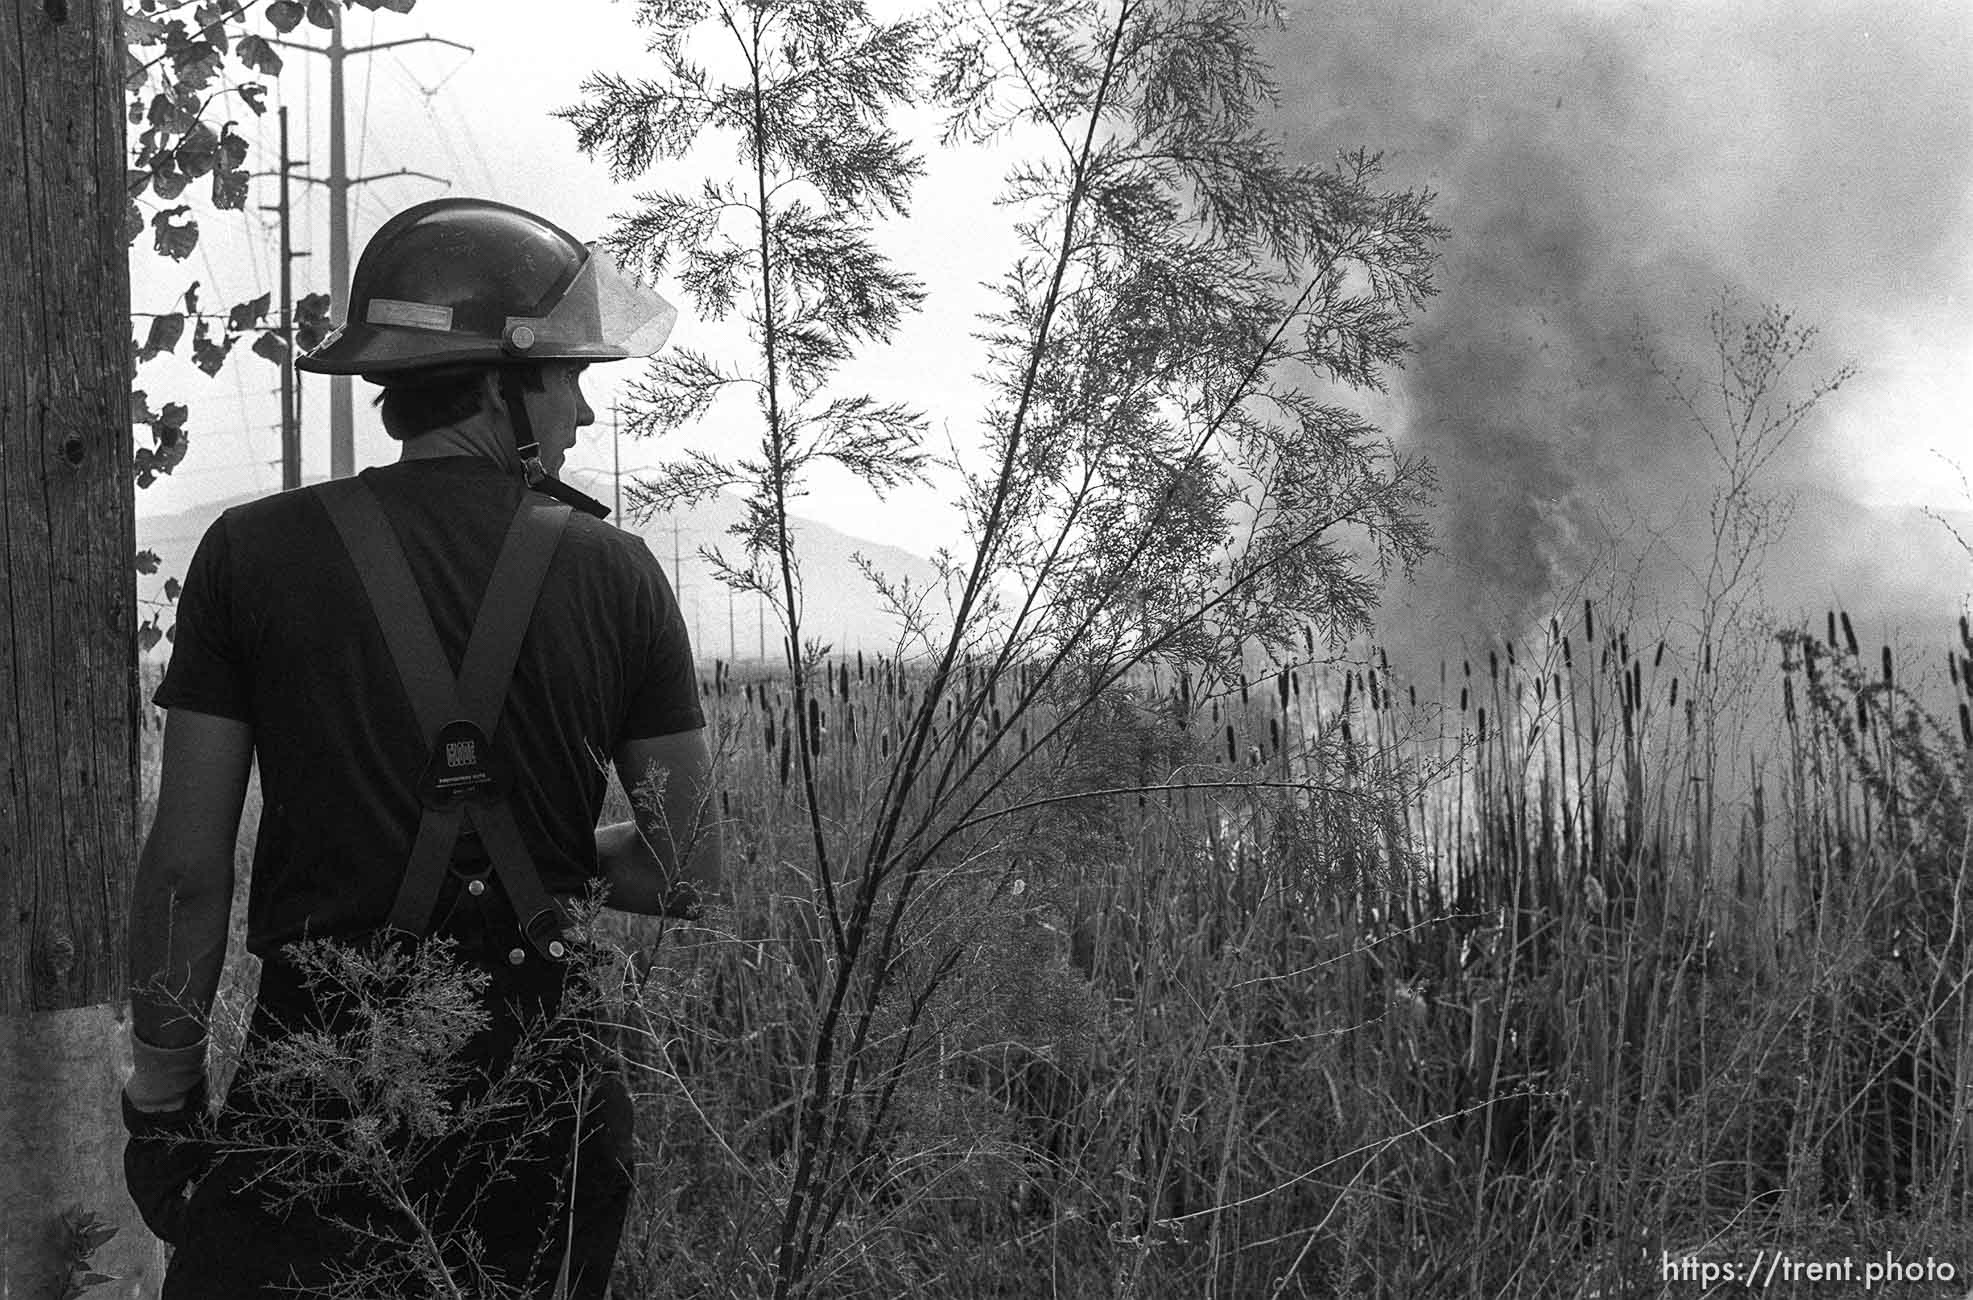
[1277, 669, 1290, 711]
[1960, 702, 1971, 748]
[1225, 724, 1237, 765]
[764, 711, 777, 752]
[1269, 717, 1280, 751]
[1505, 639, 1516, 669]
[808, 697, 822, 756]
[1550, 616, 1560, 643]
[857, 649, 865, 679]
[1459, 686, 1469, 712]
[1826, 610, 1838, 648]
[1476, 707, 1487, 743]
[1584, 598, 1595, 642]
[1239, 673, 1250, 703]
[721, 789, 731, 818]
[1408, 684, 1417, 708]
[1304, 624, 1315, 656]
[779, 730, 792, 785]
[1840, 610, 1858, 656]
[1803, 641, 1820, 684]
[1343, 672, 1354, 712]
[1292, 670, 1301, 699]
[1783, 676, 1795, 724]
[1489, 650, 1499, 682]
[1561, 636, 1572, 670]
[1653, 640, 1665, 669]
[1669, 677, 1679, 709]
[1961, 613, 1972, 655]
[1857, 693, 1869, 732]
[1881, 646, 1894, 688]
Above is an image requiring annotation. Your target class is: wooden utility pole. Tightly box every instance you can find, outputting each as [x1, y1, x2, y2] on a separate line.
[1, 0, 161, 1292]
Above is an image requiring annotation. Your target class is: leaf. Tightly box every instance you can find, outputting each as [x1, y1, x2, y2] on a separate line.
[134, 550, 162, 576]
[194, 2, 242, 54]
[173, 122, 218, 179]
[138, 620, 162, 654]
[123, 199, 145, 246]
[153, 403, 190, 445]
[146, 92, 195, 134]
[236, 34, 283, 76]
[295, 292, 332, 350]
[212, 163, 249, 211]
[251, 330, 290, 367]
[151, 206, 198, 261]
[218, 124, 249, 172]
[182, 281, 201, 317]
[228, 292, 272, 332]
[305, 0, 336, 29]
[239, 83, 268, 115]
[164, 577, 183, 601]
[170, 40, 223, 93]
[130, 390, 158, 425]
[125, 12, 167, 44]
[350, 0, 417, 10]
[265, 0, 305, 33]
[138, 313, 186, 362]
[191, 320, 235, 376]
[149, 157, 191, 202]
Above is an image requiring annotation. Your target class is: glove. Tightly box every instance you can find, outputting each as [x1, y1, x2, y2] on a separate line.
[122, 1077, 212, 1246]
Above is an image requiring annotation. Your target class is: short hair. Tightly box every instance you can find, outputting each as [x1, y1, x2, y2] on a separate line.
[371, 364, 547, 441]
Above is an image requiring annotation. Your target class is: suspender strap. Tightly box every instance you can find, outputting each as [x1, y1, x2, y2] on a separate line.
[315, 476, 575, 952]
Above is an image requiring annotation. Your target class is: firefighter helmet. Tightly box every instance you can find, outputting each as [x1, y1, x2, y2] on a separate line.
[296, 197, 676, 380]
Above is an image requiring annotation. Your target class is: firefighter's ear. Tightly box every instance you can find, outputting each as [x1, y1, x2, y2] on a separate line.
[476, 370, 506, 420]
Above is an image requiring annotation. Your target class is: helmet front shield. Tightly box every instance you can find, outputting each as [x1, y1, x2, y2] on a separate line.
[502, 246, 678, 361]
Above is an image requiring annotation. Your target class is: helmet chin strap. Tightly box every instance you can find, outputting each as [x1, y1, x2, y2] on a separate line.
[497, 367, 612, 521]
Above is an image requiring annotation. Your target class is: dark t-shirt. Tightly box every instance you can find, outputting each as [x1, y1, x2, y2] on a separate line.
[154, 457, 703, 959]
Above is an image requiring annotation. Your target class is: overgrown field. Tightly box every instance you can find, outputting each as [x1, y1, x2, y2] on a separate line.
[135, 603, 1973, 1298]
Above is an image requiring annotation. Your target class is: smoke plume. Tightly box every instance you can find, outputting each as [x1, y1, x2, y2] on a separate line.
[1262, 0, 1973, 676]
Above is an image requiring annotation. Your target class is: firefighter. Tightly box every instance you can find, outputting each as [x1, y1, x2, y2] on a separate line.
[121, 197, 720, 1297]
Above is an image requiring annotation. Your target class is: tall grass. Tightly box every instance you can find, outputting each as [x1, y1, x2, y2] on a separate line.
[139, 599, 1973, 1297]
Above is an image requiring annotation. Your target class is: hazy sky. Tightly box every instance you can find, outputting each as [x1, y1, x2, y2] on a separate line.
[131, 0, 1973, 661]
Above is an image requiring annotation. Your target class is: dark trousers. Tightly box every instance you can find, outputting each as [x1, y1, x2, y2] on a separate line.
[163, 876, 633, 1298]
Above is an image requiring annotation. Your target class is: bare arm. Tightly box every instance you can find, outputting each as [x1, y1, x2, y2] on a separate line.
[597, 727, 722, 917]
[128, 709, 252, 1051]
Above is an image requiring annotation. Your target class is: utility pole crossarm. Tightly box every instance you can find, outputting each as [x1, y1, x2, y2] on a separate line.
[348, 34, 474, 56]
[349, 167, 450, 187]
[265, 33, 473, 55]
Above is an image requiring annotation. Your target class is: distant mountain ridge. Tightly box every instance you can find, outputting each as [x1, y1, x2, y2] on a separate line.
[135, 470, 943, 660]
